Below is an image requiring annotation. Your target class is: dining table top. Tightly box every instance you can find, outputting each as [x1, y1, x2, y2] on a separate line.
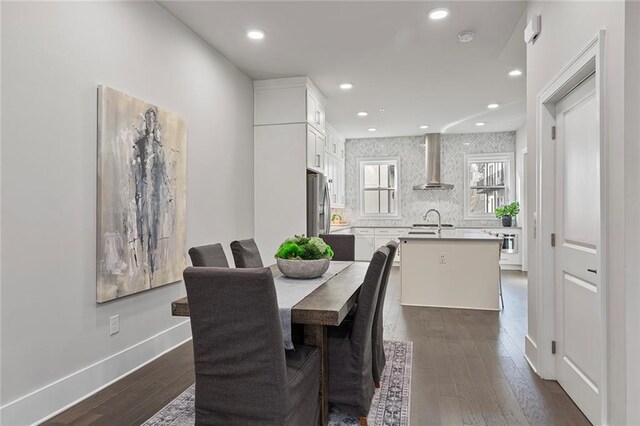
[171, 261, 370, 326]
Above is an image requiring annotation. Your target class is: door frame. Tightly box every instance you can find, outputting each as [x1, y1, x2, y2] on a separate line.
[535, 31, 607, 422]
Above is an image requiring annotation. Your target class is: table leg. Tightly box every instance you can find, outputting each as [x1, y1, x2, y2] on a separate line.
[304, 324, 328, 426]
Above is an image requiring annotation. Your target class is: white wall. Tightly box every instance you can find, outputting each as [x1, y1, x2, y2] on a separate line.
[0, 2, 254, 424]
[525, 2, 629, 424]
[624, 2, 640, 424]
[0, 0, 3, 412]
[515, 126, 527, 271]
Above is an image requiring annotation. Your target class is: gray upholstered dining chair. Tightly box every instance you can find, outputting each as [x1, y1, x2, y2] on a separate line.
[320, 233, 355, 261]
[188, 243, 229, 267]
[371, 240, 398, 388]
[327, 246, 390, 425]
[230, 238, 264, 268]
[183, 266, 321, 425]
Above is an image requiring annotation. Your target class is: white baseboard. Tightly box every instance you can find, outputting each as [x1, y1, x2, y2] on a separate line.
[525, 334, 538, 373]
[0, 320, 192, 426]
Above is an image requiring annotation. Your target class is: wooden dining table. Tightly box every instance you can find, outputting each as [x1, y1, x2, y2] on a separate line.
[171, 261, 370, 426]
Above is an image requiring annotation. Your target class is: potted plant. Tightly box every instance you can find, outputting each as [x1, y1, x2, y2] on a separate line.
[495, 201, 520, 227]
[275, 235, 334, 279]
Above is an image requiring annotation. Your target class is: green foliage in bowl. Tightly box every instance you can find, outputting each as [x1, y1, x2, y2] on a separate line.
[495, 201, 520, 218]
[275, 235, 334, 260]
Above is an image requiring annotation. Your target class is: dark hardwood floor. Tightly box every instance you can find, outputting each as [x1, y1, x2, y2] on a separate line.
[44, 268, 589, 426]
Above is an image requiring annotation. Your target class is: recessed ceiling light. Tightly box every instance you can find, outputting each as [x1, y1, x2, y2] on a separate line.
[357, 111, 368, 117]
[487, 103, 499, 109]
[420, 125, 429, 129]
[429, 8, 449, 20]
[458, 31, 474, 43]
[464, 142, 471, 146]
[340, 83, 353, 90]
[246, 29, 265, 40]
[508, 69, 523, 77]
[379, 108, 385, 112]
[368, 128, 377, 132]
[476, 122, 486, 127]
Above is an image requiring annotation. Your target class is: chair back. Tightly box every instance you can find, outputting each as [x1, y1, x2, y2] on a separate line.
[320, 234, 355, 261]
[230, 238, 264, 268]
[371, 240, 399, 381]
[188, 243, 229, 267]
[183, 267, 287, 423]
[351, 246, 390, 365]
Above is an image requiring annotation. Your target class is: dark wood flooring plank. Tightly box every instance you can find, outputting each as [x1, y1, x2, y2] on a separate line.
[438, 395, 464, 426]
[46, 267, 590, 426]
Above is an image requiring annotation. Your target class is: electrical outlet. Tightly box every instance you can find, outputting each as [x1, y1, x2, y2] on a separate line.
[109, 314, 119, 336]
[439, 253, 446, 264]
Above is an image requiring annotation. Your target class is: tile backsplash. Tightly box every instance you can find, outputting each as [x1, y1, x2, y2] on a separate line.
[343, 132, 516, 227]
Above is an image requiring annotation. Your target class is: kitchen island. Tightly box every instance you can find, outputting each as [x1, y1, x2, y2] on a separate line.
[400, 229, 503, 310]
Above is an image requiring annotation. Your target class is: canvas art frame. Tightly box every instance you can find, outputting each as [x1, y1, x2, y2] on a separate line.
[97, 86, 187, 303]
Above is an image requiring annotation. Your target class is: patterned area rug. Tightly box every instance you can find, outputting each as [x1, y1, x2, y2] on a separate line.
[143, 340, 412, 426]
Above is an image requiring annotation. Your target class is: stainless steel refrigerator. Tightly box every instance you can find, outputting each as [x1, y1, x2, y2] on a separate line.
[307, 172, 331, 237]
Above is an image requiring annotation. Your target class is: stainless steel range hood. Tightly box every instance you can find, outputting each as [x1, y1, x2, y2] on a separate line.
[413, 133, 454, 190]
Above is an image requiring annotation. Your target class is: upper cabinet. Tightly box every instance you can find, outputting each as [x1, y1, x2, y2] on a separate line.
[306, 126, 325, 174]
[254, 77, 326, 135]
[325, 122, 346, 208]
[306, 90, 325, 133]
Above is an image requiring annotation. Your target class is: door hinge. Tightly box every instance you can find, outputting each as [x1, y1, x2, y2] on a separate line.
[551, 233, 556, 247]
[551, 126, 556, 140]
[552, 340, 557, 354]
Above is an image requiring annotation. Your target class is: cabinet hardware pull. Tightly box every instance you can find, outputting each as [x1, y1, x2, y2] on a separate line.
[587, 268, 597, 274]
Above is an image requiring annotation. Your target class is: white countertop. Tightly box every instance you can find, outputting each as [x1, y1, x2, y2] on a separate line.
[331, 224, 521, 231]
[401, 229, 503, 241]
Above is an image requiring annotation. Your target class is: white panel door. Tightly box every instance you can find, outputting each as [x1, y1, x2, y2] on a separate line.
[554, 73, 601, 424]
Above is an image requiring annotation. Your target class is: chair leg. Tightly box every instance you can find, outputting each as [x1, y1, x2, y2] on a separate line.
[374, 380, 380, 388]
[359, 417, 368, 426]
[498, 267, 504, 310]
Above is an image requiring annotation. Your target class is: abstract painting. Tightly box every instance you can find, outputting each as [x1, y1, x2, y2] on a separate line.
[97, 86, 187, 303]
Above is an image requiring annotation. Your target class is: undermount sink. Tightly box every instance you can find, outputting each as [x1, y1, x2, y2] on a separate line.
[412, 223, 454, 228]
[408, 230, 438, 235]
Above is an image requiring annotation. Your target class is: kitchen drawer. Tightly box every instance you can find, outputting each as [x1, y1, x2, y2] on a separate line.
[331, 228, 351, 235]
[500, 251, 522, 265]
[375, 227, 410, 236]
[375, 228, 399, 235]
[352, 228, 374, 235]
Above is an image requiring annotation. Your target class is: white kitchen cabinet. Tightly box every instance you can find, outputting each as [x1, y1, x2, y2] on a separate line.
[338, 137, 345, 160]
[307, 125, 325, 173]
[324, 122, 346, 208]
[352, 227, 411, 262]
[374, 228, 410, 262]
[253, 77, 327, 255]
[254, 77, 326, 135]
[306, 89, 325, 134]
[353, 228, 375, 261]
[331, 227, 351, 235]
[463, 227, 522, 270]
[331, 227, 411, 262]
[326, 155, 338, 205]
[337, 161, 345, 206]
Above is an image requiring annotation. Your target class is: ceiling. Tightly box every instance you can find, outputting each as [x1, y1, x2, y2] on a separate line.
[160, 1, 527, 139]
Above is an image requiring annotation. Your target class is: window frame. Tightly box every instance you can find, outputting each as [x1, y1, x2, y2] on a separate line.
[358, 157, 401, 219]
[463, 152, 515, 221]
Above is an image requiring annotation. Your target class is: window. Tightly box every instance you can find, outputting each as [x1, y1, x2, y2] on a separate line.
[464, 153, 515, 220]
[358, 158, 399, 218]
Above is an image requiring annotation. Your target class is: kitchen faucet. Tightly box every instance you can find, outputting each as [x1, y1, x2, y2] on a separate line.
[423, 209, 442, 232]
